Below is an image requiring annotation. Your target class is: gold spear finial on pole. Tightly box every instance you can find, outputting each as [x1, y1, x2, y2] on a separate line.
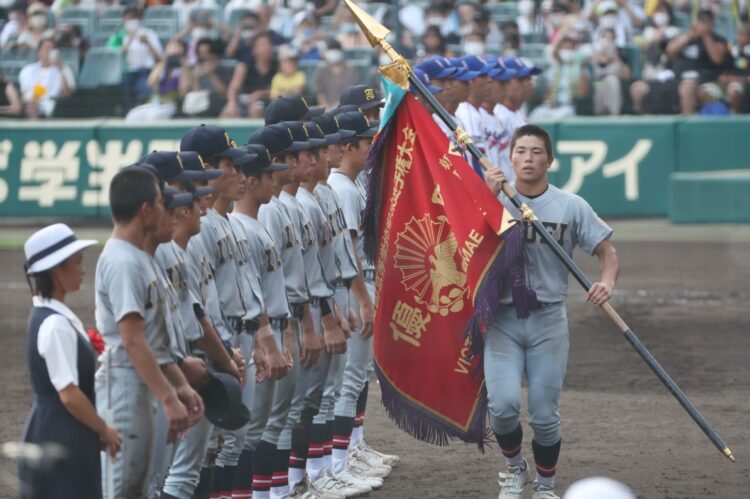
[342, 0, 410, 89]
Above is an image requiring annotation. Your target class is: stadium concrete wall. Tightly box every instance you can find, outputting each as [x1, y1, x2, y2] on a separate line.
[1, 117, 749, 219]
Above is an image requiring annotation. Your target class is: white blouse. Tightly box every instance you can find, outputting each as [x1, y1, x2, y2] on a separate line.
[32, 297, 91, 392]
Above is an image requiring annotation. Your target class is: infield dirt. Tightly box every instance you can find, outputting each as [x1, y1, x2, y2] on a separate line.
[0, 228, 748, 498]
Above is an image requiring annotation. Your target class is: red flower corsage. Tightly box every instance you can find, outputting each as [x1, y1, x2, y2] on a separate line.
[87, 328, 105, 355]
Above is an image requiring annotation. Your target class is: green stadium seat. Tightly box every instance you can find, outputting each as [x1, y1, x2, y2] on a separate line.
[715, 12, 737, 44]
[487, 2, 518, 23]
[59, 47, 80, 79]
[521, 32, 547, 44]
[669, 170, 750, 223]
[673, 11, 690, 29]
[619, 44, 642, 80]
[58, 7, 96, 39]
[78, 47, 123, 88]
[0, 47, 35, 84]
[143, 6, 179, 41]
[344, 48, 371, 63]
[519, 42, 546, 60]
[94, 6, 125, 46]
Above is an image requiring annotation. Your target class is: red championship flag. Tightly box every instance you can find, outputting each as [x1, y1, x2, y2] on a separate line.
[362, 84, 533, 448]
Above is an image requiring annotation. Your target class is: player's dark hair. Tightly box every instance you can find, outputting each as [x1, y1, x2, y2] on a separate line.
[341, 137, 360, 149]
[30, 271, 54, 299]
[109, 168, 160, 223]
[510, 124, 553, 159]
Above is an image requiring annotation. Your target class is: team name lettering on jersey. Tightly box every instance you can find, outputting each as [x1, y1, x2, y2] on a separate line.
[523, 221, 568, 246]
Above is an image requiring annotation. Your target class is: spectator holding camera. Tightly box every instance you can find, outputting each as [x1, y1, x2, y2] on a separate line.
[592, 28, 631, 115]
[18, 38, 76, 119]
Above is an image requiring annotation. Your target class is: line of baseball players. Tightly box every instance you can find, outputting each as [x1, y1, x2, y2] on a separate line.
[95, 86, 397, 499]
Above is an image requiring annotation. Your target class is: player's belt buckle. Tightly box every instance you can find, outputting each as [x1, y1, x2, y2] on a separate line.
[243, 317, 260, 333]
[270, 317, 289, 330]
[309, 296, 327, 307]
[363, 269, 375, 281]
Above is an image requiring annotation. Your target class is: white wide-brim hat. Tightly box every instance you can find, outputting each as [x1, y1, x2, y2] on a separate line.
[24, 223, 97, 275]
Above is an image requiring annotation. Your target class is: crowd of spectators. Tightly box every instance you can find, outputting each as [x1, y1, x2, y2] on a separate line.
[1, 0, 749, 120]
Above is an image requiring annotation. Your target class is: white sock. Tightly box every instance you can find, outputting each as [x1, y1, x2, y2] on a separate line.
[350, 427, 364, 447]
[306, 457, 324, 482]
[506, 453, 525, 470]
[332, 448, 348, 474]
[534, 474, 554, 488]
[253, 491, 270, 499]
[288, 468, 306, 490]
[323, 453, 332, 472]
[270, 484, 289, 498]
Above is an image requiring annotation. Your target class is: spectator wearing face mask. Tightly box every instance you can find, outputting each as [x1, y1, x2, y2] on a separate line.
[109, 7, 164, 115]
[314, 39, 358, 109]
[18, 38, 76, 119]
[292, 10, 325, 59]
[592, 28, 631, 115]
[634, 1, 679, 81]
[587, 0, 645, 47]
[174, 10, 231, 67]
[125, 38, 193, 121]
[172, 0, 218, 29]
[222, 31, 278, 118]
[13, 2, 52, 51]
[531, 34, 591, 119]
[463, 32, 486, 57]
[225, 12, 261, 62]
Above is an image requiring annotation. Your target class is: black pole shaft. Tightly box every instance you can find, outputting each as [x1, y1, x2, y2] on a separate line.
[406, 69, 734, 462]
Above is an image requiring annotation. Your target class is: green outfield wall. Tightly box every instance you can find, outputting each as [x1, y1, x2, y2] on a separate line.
[1, 117, 749, 219]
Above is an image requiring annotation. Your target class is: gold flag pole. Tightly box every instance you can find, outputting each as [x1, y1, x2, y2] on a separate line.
[343, 0, 735, 463]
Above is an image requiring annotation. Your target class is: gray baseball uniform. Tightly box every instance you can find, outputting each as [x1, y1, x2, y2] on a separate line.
[94, 238, 172, 498]
[313, 183, 357, 423]
[157, 242, 215, 499]
[485, 184, 613, 445]
[327, 170, 375, 419]
[231, 211, 291, 449]
[187, 234, 232, 343]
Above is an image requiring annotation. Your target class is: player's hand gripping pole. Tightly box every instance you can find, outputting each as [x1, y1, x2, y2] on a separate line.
[342, 0, 735, 463]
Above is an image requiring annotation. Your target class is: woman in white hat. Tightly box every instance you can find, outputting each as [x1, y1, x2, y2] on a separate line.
[19, 223, 121, 499]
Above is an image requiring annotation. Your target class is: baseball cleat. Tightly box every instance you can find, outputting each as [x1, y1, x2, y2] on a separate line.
[348, 454, 391, 479]
[312, 470, 368, 498]
[358, 441, 400, 467]
[531, 483, 559, 499]
[497, 459, 529, 498]
[349, 446, 392, 478]
[335, 467, 383, 490]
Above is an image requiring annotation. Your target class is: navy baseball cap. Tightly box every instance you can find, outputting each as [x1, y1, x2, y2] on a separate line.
[140, 151, 206, 184]
[313, 113, 356, 145]
[180, 125, 246, 162]
[264, 95, 324, 124]
[502, 56, 543, 77]
[416, 56, 460, 80]
[163, 185, 194, 209]
[124, 163, 165, 191]
[239, 144, 287, 176]
[336, 111, 378, 138]
[339, 84, 384, 110]
[331, 104, 361, 116]
[303, 122, 329, 147]
[177, 151, 216, 198]
[448, 57, 480, 80]
[280, 121, 326, 151]
[247, 124, 295, 157]
[411, 68, 442, 95]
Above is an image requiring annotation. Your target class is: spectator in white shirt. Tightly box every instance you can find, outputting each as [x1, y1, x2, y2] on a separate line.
[18, 38, 76, 119]
[119, 7, 163, 115]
